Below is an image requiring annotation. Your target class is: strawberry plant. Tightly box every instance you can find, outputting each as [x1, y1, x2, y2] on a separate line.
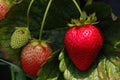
[64, 0, 103, 71]
[0, 0, 120, 80]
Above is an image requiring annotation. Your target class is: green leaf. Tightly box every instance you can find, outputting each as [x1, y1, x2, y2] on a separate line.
[42, 28, 67, 50]
[58, 50, 65, 60]
[0, 59, 27, 80]
[58, 50, 67, 80]
[59, 50, 120, 80]
[10, 65, 27, 80]
[103, 18, 120, 68]
[84, 2, 112, 21]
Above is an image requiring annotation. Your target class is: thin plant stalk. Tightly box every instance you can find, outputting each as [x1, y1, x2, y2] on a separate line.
[72, 0, 83, 16]
[39, 0, 53, 41]
[27, 0, 35, 28]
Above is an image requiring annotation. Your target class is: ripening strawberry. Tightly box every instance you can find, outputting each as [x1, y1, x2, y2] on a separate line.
[0, 0, 13, 20]
[64, 13, 103, 71]
[21, 40, 53, 76]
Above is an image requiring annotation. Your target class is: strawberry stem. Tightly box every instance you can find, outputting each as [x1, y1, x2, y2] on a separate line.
[10, 66, 15, 80]
[39, 0, 53, 41]
[27, 0, 34, 28]
[72, 0, 83, 17]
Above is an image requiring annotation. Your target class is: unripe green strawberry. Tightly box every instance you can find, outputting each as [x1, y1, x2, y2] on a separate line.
[21, 40, 52, 76]
[10, 27, 31, 49]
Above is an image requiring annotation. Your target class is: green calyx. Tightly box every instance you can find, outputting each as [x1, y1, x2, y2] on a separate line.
[68, 12, 98, 27]
[30, 39, 50, 47]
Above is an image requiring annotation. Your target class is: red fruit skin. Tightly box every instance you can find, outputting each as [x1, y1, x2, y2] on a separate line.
[21, 43, 52, 76]
[64, 25, 103, 71]
[0, 0, 12, 20]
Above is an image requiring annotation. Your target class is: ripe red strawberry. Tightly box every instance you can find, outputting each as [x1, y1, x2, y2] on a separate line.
[21, 40, 52, 76]
[64, 13, 103, 71]
[64, 25, 103, 71]
[0, 0, 13, 20]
